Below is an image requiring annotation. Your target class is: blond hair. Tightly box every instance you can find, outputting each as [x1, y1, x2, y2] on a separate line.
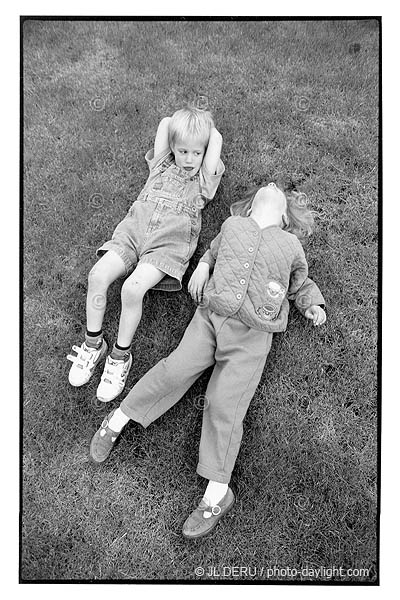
[230, 185, 314, 243]
[168, 105, 215, 148]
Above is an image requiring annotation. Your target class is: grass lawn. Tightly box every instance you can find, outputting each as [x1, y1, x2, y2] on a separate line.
[22, 19, 379, 582]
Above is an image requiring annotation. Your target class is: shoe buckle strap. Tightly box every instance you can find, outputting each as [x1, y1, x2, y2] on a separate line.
[199, 502, 222, 516]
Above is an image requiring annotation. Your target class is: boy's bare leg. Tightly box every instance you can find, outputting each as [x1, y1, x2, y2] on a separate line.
[116, 262, 165, 348]
[68, 250, 126, 387]
[86, 250, 126, 332]
[95, 262, 165, 402]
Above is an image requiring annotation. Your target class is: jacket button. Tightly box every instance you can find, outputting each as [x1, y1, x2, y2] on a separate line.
[244, 262, 249, 268]
[240, 278, 246, 285]
[236, 293, 242, 300]
[248, 247, 254, 253]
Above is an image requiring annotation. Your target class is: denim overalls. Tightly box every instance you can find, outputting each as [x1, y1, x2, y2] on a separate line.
[97, 148, 225, 291]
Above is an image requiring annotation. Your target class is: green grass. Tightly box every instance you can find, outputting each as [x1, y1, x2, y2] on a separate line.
[22, 19, 379, 582]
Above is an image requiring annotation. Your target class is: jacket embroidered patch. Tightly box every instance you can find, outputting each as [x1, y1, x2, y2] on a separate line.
[256, 280, 286, 320]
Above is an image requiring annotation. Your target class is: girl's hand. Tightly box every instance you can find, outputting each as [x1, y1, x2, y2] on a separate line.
[305, 305, 326, 326]
[188, 263, 210, 304]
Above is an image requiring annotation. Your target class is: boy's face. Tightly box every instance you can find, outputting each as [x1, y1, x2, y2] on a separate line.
[172, 137, 206, 176]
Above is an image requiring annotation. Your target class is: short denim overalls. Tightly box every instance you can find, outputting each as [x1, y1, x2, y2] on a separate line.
[97, 148, 225, 291]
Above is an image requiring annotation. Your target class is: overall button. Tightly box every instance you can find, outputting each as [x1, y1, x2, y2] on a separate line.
[244, 263, 249, 268]
[236, 293, 242, 300]
[240, 278, 246, 285]
[248, 247, 254, 253]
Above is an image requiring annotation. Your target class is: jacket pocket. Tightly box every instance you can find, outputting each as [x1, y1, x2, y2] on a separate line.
[255, 279, 286, 321]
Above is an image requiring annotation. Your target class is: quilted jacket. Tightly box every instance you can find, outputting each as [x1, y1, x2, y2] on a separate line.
[199, 215, 325, 333]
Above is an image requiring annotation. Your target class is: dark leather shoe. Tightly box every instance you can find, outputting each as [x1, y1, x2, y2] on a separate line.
[182, 488, 235, 539]
[89, 409, 120, 463]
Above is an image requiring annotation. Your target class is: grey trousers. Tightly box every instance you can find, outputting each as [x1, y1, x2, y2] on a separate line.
[120, 307, 273, 483]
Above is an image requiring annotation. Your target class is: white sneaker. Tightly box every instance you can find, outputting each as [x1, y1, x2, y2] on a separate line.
[96, 354, 133, 402]
[67, 340, 108, 387]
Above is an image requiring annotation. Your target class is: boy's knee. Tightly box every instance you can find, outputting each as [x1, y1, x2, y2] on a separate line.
[88, 264, 109, 289]
[121, 279, 146, 305]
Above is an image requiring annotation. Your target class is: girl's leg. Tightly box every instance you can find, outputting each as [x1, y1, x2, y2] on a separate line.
[182, 319, 272, 539]
[116, 262, 165, 348]
[119, 307, 217, 424]
[197, 318, 273, 485]
[90, 307, 217, 463]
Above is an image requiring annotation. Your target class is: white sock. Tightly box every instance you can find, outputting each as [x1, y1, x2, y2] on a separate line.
[108, 407, 130, 432]
[202, 480, 228, 516]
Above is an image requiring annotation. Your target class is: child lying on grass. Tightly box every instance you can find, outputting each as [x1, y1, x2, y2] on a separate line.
[89, 181, 326, 539]
[67, 105, 224, 402]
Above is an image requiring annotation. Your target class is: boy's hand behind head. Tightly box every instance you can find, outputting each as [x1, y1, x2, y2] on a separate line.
[168, 106, 222, 177]
[169, 105, 214, 151]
